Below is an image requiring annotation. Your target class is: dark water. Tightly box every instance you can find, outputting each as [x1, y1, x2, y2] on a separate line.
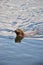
[0, 35, 43, 65]
[0, 0, 43, 65]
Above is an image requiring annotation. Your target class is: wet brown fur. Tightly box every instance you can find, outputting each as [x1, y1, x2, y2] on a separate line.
[15, 29, 24, 38]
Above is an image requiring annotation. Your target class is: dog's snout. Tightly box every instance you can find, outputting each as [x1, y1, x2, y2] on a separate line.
[14, 30, 16, 33]
[14, 30, 19, 34]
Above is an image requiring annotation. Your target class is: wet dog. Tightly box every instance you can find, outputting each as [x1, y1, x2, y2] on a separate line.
[14, 28, 37, 42]
[14, 29, 24, 42]
[15, 29, 24, 37]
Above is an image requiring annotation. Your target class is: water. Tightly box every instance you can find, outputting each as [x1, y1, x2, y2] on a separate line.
[0, 0, 43, 65]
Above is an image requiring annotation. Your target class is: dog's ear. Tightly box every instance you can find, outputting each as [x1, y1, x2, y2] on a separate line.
[17, 29, 24, 36]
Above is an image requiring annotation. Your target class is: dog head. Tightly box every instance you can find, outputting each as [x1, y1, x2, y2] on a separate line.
[15, 29, 24, 38]
[14, 29, 24, 42]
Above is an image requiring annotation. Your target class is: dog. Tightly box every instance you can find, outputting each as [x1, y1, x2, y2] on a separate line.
[14, 29, 24, 37]
[14, 28, 37, 42]
[14, 29, 24, 42]
[14, 28, 37, 37]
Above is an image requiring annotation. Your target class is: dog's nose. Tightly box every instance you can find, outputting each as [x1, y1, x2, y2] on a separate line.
[14, 30, 16, 33]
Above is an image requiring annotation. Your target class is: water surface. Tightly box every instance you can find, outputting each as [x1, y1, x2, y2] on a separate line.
[0, 0, 43, 65]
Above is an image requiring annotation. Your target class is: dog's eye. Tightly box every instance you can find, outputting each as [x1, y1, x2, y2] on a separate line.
[17, 32, 20, 34]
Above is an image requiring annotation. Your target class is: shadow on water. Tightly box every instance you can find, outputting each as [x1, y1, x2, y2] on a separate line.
[15, 36, 24, 43]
